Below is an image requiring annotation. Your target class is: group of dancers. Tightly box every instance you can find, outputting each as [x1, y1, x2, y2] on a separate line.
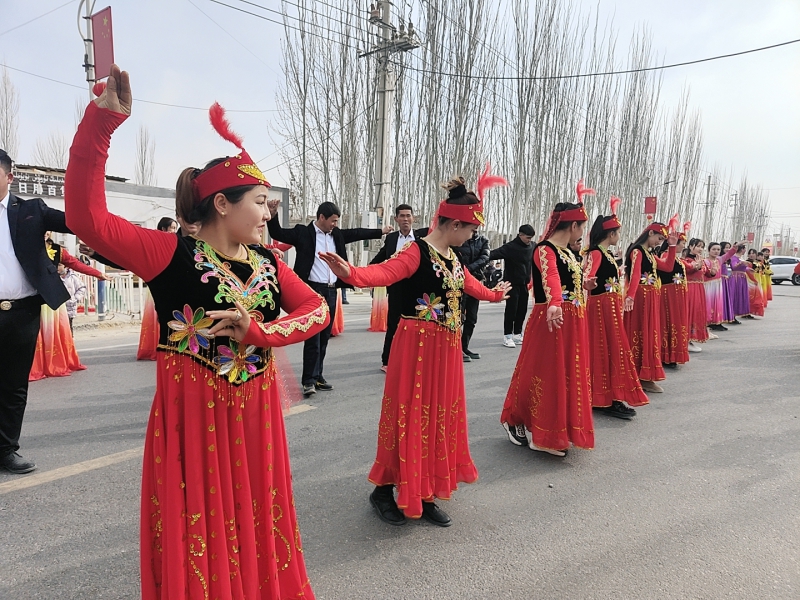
[19, 65, 773, 599]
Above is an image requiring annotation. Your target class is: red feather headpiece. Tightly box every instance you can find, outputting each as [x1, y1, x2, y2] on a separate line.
[576, 179, 596, 203]
[541, 179, 591, 240]
[603, 196, 623, 230]
[436, 163, 506, 228]
[192, 103, 270, 204]
[668, 213, 680, 234]
[680, 221, 692, 241]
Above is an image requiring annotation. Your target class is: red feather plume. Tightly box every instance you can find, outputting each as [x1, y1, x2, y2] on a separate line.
[683, 221, 692, 236]
[476, 163, 508, 201]
[609, 196, 621, 216]
[668, 213, 680, 233]
[209, 102, 244, 149]
[576, 179, 596, 203]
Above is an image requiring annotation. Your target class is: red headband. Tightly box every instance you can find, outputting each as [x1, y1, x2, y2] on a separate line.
[192, 104, 271, 204]
[645, 223, 668, 237]
[436, 199, 485, 226]
[602, 216, 622, 230]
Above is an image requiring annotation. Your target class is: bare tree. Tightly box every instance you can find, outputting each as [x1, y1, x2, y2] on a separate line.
[0, 65, 20, 158]
[31, 131, 69, 169]
[135, 124, 157, 186]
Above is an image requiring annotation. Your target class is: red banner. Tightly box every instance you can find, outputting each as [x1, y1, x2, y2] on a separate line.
[777, 240, 783, 249]
[91, 7, 114, 80]
[747, 232, 755, 242]
[644, 196, 657, 215]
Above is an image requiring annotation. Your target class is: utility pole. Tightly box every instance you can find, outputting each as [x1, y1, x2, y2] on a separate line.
[730, 191, 738, 241]
[703, 175, 713, 241]
[362, 2, 420, 224]
[78, 0, 96, 101]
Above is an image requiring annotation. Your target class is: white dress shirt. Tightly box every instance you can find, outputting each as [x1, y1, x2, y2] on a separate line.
[395, 230, 416, 254]
[308, 223, 337, 285]
[0, 192, 38, 300]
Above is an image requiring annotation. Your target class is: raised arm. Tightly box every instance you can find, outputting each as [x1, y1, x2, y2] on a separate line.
[65, 101, 176, 281]
[463, 269, 505, 302]
[653, 244, 677, 271]
[720, 245, 739, 265]
[341, 242, 420, 288]
[266, 212, 302, 246]
[60, 249, 105, 279]
[241, 260, 330, 348]
[341, 226, 383, 244]
[626, 250, 643, 300]
[488, 242, 511, 262]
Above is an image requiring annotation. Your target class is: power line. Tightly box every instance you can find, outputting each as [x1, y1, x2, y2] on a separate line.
[1, 64, 280, 113]
[393, 37, 800, 81]
[0, 0, 77, 38]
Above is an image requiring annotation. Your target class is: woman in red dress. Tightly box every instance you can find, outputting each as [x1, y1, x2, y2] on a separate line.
[656, 228, 690, 369]
[320, 168, 509, 527]
[682, 238, 709, 350]
[583, 198, 648, 420]
[623, 222, 677, 394]
[66, 66, 329, 600]
[500, 181, 597, 456]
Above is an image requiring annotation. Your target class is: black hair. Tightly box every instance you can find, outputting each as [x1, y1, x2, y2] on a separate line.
[736, 244, 746, 252]
[156, 217, 177, 232]
[747, 248, 757, 257]
[721, 241, 731, 252]
[686, 237, 705, 258]
[395, 203, 413, 216]
[437, 177, 479, 226]
[518, 224, 535, 237]
[0, 149, 12, 173]
[625, 223, 666, 273]
[588, 214, 620, 249]
[761, 247, 769, 253]
[176, 157, 256, 225]
[317, 201, 341, 219]
[552, 202, 583, 232]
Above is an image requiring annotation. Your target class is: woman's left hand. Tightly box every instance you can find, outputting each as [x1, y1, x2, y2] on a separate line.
[667, 233, 679, 246]
[207, 300, 251, 341]
[583, 276, 598, 290]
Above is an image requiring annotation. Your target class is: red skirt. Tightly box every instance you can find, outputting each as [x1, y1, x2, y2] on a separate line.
[137, 288, 159, 361]
[330, 289, 344, 336]
[686, 281, 709, 342]
[660, 283, 690, 365]
[501, 303, 594, 451]
[140, 353, 314, 600]
[623, 285, 664, 382]
[368, 287, 388, 332]
[368, 318, 478, 519]
[29, 304, 86, 381]
[587, 293, 648, 408]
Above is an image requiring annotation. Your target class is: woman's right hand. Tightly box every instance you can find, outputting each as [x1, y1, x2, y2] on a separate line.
[318, 252, 352, 279]
[94, 64, 132, 116]
[624, 296, 634, 312]
[546, 305, 563, 332]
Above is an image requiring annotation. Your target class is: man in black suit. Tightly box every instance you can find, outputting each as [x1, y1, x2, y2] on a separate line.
[0, 149, 72, 474]
[267, 200, 391, 396]
[370, 204, 428, 372]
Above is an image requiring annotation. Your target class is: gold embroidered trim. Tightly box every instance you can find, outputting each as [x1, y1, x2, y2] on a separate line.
[258, 296, 329, 337]
[538, 246, 552, 304]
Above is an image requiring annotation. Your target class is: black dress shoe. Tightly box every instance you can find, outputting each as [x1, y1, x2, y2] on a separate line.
[743, 314, 756, 320]
[730, 319, 742, 325]
[421, 501, 452, 527]
[302, 383, 316, 397]
[462, 352, 472, 363]
[315, 378, 333, 391]
[0, 452, 36, 474]
[595, 401, 634, 420]
[464, 349, 481, 360]
[369, 487, 406, 526]
[662, 362, 678, 369]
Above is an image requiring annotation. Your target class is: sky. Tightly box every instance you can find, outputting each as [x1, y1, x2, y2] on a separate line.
[2, 0, 799, 239]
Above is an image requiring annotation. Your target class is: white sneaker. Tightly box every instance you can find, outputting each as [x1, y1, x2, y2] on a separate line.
[512, 334, 523, 345]
[529, 443, 566, 457]
[502, 335, 516, 348]
[708, 332, 719, 340]
[687, 341, 703, 353]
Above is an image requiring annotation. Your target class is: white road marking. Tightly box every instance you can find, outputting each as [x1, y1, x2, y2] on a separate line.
[0, 447, 143, 495]
[286, 404, 316, 416]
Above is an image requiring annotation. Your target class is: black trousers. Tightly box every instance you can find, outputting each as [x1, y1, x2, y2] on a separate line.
[302, 284, 338, 385]
[461, 294, 480, 351]
[504, 283, 529, 335]
[0, 300, 42, 456]
[381, 290, 402, 366]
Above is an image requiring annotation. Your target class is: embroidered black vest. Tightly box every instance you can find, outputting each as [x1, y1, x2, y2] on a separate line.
[658, 256, 687, 287]
[628, 244, 660, 289]
[531, 241, 585, 306]
[394, 239, 465, 331]
[589, 246, 622, 296]
[146, 236, 282, 385]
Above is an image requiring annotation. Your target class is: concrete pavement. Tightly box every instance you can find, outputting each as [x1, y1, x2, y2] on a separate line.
[1, 287, 798, 599]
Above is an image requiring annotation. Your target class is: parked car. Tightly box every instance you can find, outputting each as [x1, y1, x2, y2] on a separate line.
[768, 256, 800, 285]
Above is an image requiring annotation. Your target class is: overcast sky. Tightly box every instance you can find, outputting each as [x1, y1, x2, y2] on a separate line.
[3, 0, 799, 238]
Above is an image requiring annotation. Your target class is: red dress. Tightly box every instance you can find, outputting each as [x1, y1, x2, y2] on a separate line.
[624, 244, 675, 382]
[584, 247, 648, 408]
[29, 247, 103, 381]
[67, 102, 330, 600]
[137, 287, 159, 360]
[341, 239, 504, 519]
[683, 257, 709, 342]
[658, 257, 690, 365]
[330, 289, 344, 336]
[501, 242, 594, 451]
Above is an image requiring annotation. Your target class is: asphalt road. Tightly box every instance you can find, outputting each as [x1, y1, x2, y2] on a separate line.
[1, 286, 798, 599]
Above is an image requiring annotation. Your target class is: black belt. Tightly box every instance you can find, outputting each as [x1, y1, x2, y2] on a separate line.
[309, 281, 336, 289]
[0, 296, 42, 311]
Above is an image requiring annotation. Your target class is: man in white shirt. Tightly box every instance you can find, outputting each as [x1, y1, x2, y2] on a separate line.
[0, 149, 72, 474]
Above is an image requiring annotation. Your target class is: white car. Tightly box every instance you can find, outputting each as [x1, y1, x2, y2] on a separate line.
[768, 256, 800, 285]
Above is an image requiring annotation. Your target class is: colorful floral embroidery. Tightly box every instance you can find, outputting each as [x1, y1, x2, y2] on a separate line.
[604, 277, 621, 294]
[168, 304, 213, 354]
[561, 286, 583, 306]
[258, 301, 329, 337]
[672, 273, 684, 285]
[416, 293, 445, 321]
[425, 243, 466, 331]
[640, 273, 657, 286]
[214, 340, 261, 384]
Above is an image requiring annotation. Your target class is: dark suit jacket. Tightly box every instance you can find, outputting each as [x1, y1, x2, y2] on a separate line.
[5, 194, 72, 309]
[369, 228, 429, 265]
[267, 214, 383, 289]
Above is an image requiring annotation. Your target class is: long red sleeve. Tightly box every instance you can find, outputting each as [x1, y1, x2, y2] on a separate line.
[241, 260, 330, 348]
[720, 245, 738, 265]
[65, 102, 177, 282]
[340, 242, 420, 288]
[534, 245, 563, 308]
[654, 244, 677, 271]
[626, 250, 643, 300]
[463, 269, 505, 302]
[264, 242, 292, 252]
[60, 249, 105, 279]
[585, 249, 602, 279]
